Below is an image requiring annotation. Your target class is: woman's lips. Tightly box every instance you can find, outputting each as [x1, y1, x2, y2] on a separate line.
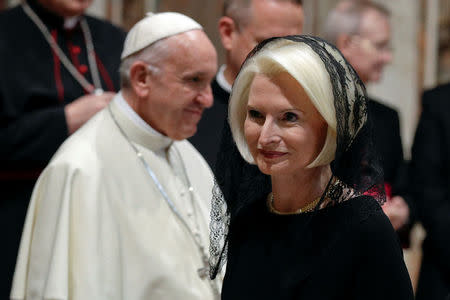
[258, 149, 287, 159]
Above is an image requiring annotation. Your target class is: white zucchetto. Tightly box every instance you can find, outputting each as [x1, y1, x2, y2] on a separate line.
[121, 12, 203, 60]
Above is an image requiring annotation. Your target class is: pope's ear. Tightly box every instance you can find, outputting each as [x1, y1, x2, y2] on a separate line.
[218, 16, 237, 51]
[129, 61, 151, 98]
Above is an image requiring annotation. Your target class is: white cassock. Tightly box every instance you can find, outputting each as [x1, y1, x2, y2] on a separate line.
[11, 93, 221, 300]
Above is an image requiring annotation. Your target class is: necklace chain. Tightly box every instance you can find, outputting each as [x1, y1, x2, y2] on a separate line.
[108, 105, 220, 298]
[22, 1, 103, 94]
[267, 192, 321, 215]
[268, 178, 355, 215]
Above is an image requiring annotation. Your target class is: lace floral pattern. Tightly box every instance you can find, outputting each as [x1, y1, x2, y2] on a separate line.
[209, 180, 229, 275]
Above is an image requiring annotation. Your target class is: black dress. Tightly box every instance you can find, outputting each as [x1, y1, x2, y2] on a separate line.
[222, 195, 414, 299]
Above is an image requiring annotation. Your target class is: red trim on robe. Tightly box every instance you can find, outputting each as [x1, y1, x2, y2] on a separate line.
[67, 40, 90, 94]
[51, 30, 64, 102]
[51, 32, 115, 96]
[95, 53, 115, 92]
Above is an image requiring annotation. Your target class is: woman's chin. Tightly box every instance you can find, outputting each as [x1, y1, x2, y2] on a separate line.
[256, 160, 288, 176]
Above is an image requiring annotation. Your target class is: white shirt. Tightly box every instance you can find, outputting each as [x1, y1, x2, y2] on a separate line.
[216, 65, 232, 93]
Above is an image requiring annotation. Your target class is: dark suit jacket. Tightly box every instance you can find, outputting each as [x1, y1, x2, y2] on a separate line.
[369, 99, 404, 188]
[189, 77, 229, 171]
[369, 99, 414, 246]
[411, 83, 450, 300]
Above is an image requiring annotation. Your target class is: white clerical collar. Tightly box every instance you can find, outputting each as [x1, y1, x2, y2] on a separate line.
[64, 16, 80, 29]
[113, 92, 173, 148]
[216, 65, 232, 93]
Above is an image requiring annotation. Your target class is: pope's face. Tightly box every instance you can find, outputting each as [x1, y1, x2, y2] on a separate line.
[38, 0, 93, 17]
[143, 30, 218, 140]
[244, 73, 327, 176]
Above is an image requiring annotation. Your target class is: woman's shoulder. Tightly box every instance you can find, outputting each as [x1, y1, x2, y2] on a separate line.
[342, 195, 395, 233]
[320, 195, 382, 223]
[344, 195, 383, 222]
[323, 195, 394, 237]
[343, 196, 402, 249]
[344, 196, 414, 297]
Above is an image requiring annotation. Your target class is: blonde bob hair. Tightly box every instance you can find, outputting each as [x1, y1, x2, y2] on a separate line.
[229, 38, 337, 168]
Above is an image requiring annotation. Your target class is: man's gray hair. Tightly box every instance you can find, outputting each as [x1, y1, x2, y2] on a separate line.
[119, 38, 171, 89]
[223, 0, 303, 30]
[323, 0, 390, 45]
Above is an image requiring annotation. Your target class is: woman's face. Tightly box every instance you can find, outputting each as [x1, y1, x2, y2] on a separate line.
[244, 73, 328, 176]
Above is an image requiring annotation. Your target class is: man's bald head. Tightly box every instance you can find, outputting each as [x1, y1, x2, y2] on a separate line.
[223, 0, 303, 30]
[219, 0, 304, 84]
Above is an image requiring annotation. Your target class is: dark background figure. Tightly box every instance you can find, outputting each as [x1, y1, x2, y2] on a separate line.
[189, 0, 304, 170]
[410, 82, 450, 300]
[323, 0, 414, 245]
[0, 0, 125, 297]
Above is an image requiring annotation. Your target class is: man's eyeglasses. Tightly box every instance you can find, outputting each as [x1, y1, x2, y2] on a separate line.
[351, 35, 392, 54]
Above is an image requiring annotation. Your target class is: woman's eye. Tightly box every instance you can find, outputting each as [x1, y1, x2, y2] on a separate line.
[248, 109, 263, 119]
[283, 112, 298, 122]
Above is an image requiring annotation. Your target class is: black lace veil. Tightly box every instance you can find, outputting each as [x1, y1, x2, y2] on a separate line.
[209, 35, 385, 279]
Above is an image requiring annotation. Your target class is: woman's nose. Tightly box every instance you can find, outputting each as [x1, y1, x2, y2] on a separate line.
[258, 119, 281, 145]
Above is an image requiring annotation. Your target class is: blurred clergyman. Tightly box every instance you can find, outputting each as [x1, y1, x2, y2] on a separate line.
[323, 0, 414, 243]
[0, 0, 125, 298]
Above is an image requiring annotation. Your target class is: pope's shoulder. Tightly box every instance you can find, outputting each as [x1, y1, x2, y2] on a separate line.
[47, 109, 110, 171]
[47, 110, 215, 179]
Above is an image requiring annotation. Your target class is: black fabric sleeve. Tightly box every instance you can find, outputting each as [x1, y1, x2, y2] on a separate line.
[410, 96, 450, 279]
[390, 112, 417, 235]
[390, 110, 404, 188]
[352, 210, 414, 299]
[394, 160, 417, 244]
[0, 101, 68, 167]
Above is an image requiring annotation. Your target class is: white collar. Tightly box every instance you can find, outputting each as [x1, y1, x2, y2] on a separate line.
[216, 65, 232, 93]
[64, 16, 80, 30]
[112, 92, 173, 151]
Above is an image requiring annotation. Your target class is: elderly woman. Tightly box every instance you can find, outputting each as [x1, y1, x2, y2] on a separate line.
[209, 36, 413, 299]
